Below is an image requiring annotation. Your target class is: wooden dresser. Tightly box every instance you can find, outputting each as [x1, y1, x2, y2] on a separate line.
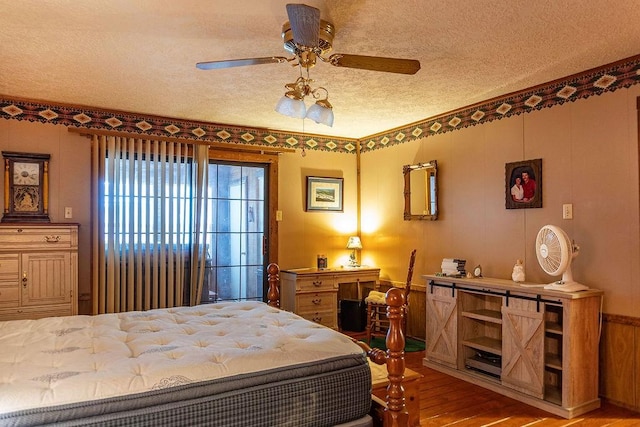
[280, 267, 380, 329]
[423, 274, 603, 419]
[0, 224, 79, 321]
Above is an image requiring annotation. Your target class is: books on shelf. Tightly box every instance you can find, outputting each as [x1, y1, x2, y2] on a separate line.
[441, 258, 466, 277]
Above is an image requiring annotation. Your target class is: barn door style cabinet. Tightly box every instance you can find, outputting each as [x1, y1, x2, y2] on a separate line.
[0, 224, 79, 320]
[423, 275, 603, 419]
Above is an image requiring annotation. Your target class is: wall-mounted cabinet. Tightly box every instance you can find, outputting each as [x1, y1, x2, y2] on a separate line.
[423, 275, 603, 419]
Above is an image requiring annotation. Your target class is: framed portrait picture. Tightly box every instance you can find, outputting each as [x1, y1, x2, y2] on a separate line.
[306, 176, 344, 212]
[505, 158, 542, 209]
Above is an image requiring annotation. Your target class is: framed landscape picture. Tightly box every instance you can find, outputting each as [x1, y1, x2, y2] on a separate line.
[306, 176, 343, 212]
[505, 158, 542, 209]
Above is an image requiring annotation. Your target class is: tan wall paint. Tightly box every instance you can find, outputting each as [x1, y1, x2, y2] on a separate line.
[0, 121, 92, 312]
[0, 86, 638, 318]
[359, 86, 640, 317]
[1, 86, 639, 409]
[277, 149, 359, 270]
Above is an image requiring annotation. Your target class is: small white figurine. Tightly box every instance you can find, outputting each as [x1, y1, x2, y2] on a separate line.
[512, 259, 525, 282]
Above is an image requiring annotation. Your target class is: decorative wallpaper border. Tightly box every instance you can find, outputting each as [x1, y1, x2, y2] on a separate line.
[0, 99, 359, 153]
[361, 55, 640, 152]
[1, 54, 639, 154]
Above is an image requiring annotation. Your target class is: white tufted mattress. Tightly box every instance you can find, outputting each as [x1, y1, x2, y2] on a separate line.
[0, 302, 372, 426]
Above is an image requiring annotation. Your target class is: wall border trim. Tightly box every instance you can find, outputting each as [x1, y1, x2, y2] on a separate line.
[1, 55, 639, 154]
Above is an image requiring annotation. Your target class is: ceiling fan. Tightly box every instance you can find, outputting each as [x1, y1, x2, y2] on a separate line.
[196, 4, 420, 126]
[196, 4, 422, 75]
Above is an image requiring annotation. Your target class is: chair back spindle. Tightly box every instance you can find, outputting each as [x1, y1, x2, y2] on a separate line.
[366, 249, 417, 344]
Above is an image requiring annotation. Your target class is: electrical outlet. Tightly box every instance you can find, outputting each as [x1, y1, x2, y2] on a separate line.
[276, 210, 283, 221]
[64, 207, 73, 219]
[562, 203, 573, 220]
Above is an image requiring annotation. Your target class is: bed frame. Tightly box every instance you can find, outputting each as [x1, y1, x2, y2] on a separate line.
[267, 263, 409, 427]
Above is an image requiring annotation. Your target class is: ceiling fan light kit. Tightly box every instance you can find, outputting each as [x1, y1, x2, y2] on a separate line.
[196, 3, 420, 127]
[305, 99, 334, 127]
[274, 95, 307, 119]
[274, 75, 334, 126]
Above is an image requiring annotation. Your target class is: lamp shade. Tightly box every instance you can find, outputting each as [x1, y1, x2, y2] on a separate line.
[346, 236, 362, 250]
[275, 96, 306, 119]
[306, 102, 334, 127]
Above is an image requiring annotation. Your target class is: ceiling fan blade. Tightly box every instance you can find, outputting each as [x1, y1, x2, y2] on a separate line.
[286, 3, 320, 48]
[328, 54, 421, 75]
[196, 56, 290, 70]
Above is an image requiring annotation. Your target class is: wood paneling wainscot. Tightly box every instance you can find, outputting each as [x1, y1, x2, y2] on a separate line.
[600, 314, 640, 412]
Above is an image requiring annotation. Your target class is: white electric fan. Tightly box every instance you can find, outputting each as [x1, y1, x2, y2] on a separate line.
[535, 225, 588, 292]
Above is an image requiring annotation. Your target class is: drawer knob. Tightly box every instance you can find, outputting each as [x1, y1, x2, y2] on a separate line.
[312, 298, 321, 304]
[312, 316, 322, 323]
[45, 235, 61, 243]
[313, 280, 322, 287]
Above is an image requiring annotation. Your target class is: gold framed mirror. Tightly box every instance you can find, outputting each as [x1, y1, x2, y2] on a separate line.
[403, 160, 437, 220]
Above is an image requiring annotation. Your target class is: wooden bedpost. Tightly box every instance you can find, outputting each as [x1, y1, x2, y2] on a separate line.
[351, 287, 409, 427]
[266, 263, 280, 308]
[384, 287, 408, 427]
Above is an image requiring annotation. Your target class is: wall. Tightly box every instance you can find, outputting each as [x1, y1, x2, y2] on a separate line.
[358, 86, 640, 410]
[0, 121, 92, 312]
[1, 84, 639, 410]
[277, 148, 359, 270]
[360, 86, 640, 317]
[274, 87, 640, 411]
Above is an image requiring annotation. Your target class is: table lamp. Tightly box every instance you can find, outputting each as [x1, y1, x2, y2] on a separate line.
[346, 236, 362, 267]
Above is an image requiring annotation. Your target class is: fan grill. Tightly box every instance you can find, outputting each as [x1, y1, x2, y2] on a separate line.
[536, 225, 572, 277]
[539, 228, 562, 272]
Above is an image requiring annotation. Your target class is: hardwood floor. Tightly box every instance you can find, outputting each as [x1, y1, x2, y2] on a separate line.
[403, 351, 640, 426]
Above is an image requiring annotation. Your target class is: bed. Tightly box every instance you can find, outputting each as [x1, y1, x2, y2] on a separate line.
[0, 264, 408, 427]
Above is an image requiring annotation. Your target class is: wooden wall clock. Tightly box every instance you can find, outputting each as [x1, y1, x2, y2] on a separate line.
[2, 151, 50, 223]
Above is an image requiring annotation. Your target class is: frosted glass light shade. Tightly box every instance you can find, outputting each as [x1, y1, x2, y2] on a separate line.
[306, 103, 334, 127]
[275, 96, 306, 119]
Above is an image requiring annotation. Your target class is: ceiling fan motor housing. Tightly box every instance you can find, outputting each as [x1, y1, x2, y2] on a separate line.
[282, 19, 335, 55]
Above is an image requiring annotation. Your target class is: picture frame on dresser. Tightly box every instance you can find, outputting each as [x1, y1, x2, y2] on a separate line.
[2, 151, 51, 222]
[306, 176, 343, 212]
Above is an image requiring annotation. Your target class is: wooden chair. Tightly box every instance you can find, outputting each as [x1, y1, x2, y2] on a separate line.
[365, 249, 417, 344]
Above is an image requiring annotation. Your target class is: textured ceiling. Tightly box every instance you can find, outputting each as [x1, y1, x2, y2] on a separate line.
[1, 1, 639, 139]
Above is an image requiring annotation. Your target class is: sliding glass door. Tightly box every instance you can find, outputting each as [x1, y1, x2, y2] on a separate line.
[202, 162, 267, 303]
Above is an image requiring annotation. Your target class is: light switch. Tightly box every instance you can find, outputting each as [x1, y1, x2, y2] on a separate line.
[64, 207, 73, 219]
[562, 204, 573, 220]
[276, 210, 283, 221]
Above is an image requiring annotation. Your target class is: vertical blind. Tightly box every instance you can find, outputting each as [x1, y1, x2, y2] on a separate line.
[91, 135, 209, 314]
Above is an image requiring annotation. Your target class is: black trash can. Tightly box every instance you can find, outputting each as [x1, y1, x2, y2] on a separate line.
[340, 299, 367, 332]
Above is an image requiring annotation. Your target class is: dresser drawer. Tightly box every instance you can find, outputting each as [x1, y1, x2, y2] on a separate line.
[0, 305, 72, 321]
[298, 309, 336, 329]
[297, 292, 335, 313]
[0, 254, 19, 277]
[0, 227, 75, 250]
[0, 285, 19, 306]
[296, 276, 336, 292]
